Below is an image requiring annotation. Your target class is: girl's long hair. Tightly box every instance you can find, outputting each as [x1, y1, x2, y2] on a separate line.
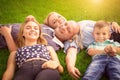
[16, 16, 47, 48]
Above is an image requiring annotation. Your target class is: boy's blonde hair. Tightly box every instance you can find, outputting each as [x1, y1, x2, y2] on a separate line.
[94, 20, 110, 30]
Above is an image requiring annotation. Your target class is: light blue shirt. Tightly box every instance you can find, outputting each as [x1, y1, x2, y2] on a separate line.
[88, 40, 120, 60]
[64, 20, 96, 53]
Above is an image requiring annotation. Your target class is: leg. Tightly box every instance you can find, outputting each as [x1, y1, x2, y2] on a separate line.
[35, 69, 60, 80]
[106, 56, 120, 80]
[14, 62, 34, 80]
[82, 55, 108, 80]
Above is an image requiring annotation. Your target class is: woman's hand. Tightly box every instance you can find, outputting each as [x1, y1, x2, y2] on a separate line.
[111, 22, 120, 33]
[0, 25, 12, 37]
[42, 60, 59, 69]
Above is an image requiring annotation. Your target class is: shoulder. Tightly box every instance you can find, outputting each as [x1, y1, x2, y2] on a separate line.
[11, 51, 17, 54]
[46, 45, 54, 50]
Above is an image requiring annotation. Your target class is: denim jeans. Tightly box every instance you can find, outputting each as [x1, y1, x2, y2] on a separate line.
[82, 55, 120, 80]
[14, 60, 60, 80]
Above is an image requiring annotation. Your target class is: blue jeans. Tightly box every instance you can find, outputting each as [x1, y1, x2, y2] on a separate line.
[14, 60, 60, 80]
[82, 55, 120, 80]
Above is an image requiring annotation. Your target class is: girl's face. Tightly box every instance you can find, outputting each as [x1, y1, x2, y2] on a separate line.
[23, 21, 40, 42]
[93, 26, 111, 42]
[48, 13, 67, 29]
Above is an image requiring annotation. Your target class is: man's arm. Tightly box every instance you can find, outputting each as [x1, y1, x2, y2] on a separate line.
[66, 47, 81, 80]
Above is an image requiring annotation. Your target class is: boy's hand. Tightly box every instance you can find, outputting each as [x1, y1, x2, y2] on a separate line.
[104, 45, 117, 56]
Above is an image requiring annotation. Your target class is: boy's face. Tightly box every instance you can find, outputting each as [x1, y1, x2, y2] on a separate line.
[93, 26, 111, 42]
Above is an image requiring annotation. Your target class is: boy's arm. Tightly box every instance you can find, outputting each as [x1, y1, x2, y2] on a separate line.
[2, 51, 16, 80]
[88, 48, 105, 56]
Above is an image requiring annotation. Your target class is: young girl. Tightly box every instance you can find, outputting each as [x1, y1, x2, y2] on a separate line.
[2, 16, 63, 80]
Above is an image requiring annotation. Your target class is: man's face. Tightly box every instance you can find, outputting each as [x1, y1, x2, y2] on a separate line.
[55, 21, 78, 42]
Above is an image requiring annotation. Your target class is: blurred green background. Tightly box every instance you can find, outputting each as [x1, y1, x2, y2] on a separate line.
[0, 0, 120, 80]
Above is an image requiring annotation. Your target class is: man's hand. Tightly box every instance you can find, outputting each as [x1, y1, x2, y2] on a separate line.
[68, 66, 81, 80]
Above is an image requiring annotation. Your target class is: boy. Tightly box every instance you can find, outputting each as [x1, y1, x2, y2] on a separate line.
[82, 20, 120, 80]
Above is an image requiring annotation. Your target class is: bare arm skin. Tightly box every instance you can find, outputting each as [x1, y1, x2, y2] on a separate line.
[2, 51, 16, 80]
[0, 26, 17, 52]
[42, 46, 64, 73]
[88, 48, 106, 56]
[66, 47, 81, 80]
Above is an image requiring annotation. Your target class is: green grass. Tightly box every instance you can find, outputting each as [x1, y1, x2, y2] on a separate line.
[0, 0, 120, 80]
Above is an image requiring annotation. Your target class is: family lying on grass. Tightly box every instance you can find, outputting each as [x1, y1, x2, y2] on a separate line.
[0, 12, 120, 80]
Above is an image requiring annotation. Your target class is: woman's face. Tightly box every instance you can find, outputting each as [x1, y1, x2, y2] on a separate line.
[48, 13, 67, 29]
[23, 21, 40, 42]
[55, 21, 79, 42]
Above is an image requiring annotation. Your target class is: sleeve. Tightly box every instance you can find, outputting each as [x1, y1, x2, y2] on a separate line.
[11, 23, 21, 41]
[87, 43, 94, 51]
[43, 35, 60, 51]
[63, 40, 80, 53]
[0, 34, 7, 48]
[114, 41, 120, 47]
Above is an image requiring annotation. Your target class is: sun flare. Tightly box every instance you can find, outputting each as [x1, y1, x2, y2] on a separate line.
[91, 0, 103, 4]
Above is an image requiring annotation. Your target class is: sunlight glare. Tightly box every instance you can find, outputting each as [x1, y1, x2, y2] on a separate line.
[91, 0, 103, 4]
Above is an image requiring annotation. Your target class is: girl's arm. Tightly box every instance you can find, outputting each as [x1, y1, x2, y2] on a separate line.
[2, 51, 16, 80]
[42, 46, 63, 73]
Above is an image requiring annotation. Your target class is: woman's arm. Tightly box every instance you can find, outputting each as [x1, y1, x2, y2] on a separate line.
[42, 46, 63, 73]
[2, 51, 16, 80]
[110, 22, 120, 33]
[0, 26, 17, 52]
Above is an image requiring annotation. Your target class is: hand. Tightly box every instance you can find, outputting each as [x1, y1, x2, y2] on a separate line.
[111, 22, 120, 33]
[68, 66, 81, 80]
[104, 45, 117, 56]
[0, 25, 12, 37]
[42, 60, 59, 69]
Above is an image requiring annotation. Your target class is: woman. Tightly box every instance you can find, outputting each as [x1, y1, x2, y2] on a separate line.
[2, 16, 63, 80]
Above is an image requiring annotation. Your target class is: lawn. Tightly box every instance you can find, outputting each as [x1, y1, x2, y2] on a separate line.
[0, 0, 120, 80]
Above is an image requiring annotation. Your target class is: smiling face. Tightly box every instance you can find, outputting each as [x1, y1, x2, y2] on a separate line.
[23, 21, 40, 42]
[93, 21, 111, 42]
[55, 21, 80, 42]
[45, 12, 67, 29]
